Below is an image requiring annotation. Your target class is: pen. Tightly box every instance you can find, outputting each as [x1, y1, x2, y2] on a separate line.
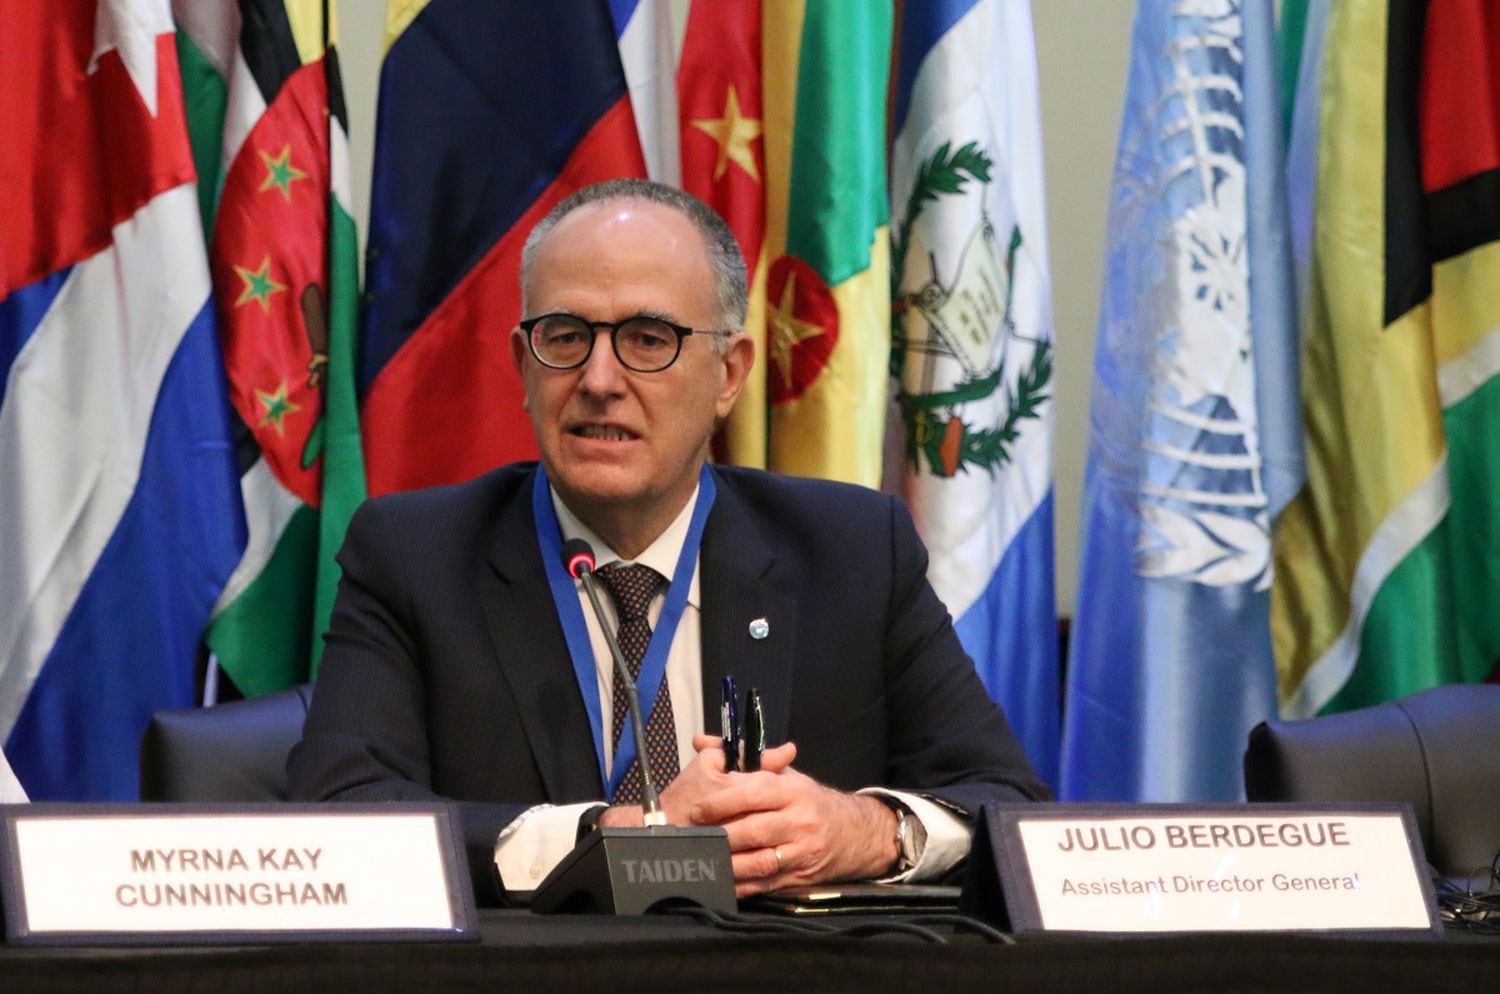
[743, 687, 765, 772]
[720, 676, 739, 773]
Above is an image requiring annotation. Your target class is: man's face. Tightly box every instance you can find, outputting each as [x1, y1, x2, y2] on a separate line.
[512, 199, 752, 528]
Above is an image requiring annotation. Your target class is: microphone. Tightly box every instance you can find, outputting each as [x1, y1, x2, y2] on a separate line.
[527, 538, 734, 915]
[561, 538, 665, 826]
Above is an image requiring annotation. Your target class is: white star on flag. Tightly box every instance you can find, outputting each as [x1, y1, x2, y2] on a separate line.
[88, 0, 174, 116]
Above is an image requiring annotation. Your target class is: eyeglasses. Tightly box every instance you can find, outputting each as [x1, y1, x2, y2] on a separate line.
[520, 313, 734, 373]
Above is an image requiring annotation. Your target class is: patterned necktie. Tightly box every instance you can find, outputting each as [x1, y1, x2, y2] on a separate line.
[596, 562, 679, 803]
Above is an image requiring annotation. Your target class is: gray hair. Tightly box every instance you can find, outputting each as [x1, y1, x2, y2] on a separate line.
[519, 179, 748, 348]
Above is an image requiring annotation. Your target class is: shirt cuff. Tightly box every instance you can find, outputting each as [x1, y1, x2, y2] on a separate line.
[858, 787, 970, 882]
[493, 801, 603, 895]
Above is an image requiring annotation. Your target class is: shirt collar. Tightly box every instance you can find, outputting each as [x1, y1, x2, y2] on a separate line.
[549, 484, 702, 607]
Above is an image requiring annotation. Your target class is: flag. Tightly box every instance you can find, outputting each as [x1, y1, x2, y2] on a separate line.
[760, 0, 892, 485]
[1271, 0, 1500, 714]
[889, 0, 1060, 786]
[360, 0, 646, 496]
[178, 0, 366, 692]
[0, 1, 245, 799]
[675, 1, 769, 468]
[0, 748, 26, 803]
[611, 0, 681, 187]
[1061, 0, 1302, 801]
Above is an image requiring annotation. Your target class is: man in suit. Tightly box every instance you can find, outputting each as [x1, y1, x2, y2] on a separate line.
[288, 180, 1046, 905]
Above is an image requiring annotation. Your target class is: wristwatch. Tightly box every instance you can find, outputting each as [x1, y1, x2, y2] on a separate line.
[890, 804, 926, 874]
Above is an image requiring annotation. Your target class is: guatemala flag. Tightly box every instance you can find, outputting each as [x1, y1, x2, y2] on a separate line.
[0, 1, 245, 800]
[1060, 0, 1302, 801]
[890, 0, 1060, 786]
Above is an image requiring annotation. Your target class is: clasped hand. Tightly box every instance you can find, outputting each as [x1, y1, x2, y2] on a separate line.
[602, 735, 898, 897]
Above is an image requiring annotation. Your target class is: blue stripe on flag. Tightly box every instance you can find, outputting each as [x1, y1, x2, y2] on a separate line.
[607, 0, 641, 38]
[892, 0, 977, 135]
[4, 299, 245, 801]
[0, 269, 71, 408]
[953, 493, 1059, 788]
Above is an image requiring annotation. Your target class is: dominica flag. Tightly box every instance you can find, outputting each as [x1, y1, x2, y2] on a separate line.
[1272, 0, 1500, 714]
[177, 0, 365, 692]
[0, 0, 245, 799]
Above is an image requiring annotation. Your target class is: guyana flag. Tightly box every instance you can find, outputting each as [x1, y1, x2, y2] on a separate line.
[680, 1, 891, 484]
[176, 0, 364, 694]
[1272, 0, 1500, 715]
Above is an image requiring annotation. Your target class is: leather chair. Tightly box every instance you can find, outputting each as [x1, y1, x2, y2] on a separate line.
[1244, 683, 1500, 880]
[139, 684, 314, 802]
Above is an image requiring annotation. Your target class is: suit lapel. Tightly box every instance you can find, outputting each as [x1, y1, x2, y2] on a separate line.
[698, 471, 798, 748]
[479, 472, 605, 800]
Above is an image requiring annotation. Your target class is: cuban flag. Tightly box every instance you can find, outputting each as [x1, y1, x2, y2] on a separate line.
[890, 0, 1060, 785]
[0, 1, 245, 800]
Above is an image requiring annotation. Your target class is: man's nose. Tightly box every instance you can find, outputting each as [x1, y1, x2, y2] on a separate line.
[576, 328, 627, 393]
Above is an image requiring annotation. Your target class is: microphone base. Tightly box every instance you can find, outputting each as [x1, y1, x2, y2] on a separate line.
[529, 826, 735, 915]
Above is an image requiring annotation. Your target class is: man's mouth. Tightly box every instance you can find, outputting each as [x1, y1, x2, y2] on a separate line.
[571, 424, 637, 442]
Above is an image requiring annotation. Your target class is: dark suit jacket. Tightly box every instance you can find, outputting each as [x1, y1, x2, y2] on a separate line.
[288, 463, 1047, 903]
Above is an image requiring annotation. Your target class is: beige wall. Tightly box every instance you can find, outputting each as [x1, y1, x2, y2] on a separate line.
[1033, 1, 1134, 613]
[337, 1, 1137, 615]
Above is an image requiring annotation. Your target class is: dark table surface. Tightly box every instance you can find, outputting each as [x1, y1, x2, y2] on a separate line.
[2, 907, 1496, 994]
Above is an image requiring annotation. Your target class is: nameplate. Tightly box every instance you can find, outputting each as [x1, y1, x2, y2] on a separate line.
[0, 803, 478, 945]
[976, 803, 1439, 934]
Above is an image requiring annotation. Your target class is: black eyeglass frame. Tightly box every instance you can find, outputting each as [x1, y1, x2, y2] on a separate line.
[519, 312, 735, 373]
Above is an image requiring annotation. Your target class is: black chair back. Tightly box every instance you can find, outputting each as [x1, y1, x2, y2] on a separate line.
[1245, 683, 1500, 879]
[139, 685, 313, 802]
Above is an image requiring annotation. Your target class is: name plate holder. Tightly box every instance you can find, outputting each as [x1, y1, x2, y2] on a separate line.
[965, 802, 1442, 935]
[0, 802, 479, 946]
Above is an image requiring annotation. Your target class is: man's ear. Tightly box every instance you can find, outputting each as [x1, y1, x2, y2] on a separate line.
[714, 333, 756, 419]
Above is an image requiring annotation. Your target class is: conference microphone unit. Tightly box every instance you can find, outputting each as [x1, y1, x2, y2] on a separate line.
[529, 539, 735, 916]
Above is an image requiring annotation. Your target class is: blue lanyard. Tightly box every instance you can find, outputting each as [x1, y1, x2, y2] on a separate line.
[531, 465, 717, 797]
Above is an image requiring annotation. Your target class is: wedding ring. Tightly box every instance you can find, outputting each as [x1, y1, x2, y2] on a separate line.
[772, 847, 783, 874]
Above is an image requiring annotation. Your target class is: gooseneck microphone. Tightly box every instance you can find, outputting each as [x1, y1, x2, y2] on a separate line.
[530, 538, 735, 915]
[561, 538, 666, 826]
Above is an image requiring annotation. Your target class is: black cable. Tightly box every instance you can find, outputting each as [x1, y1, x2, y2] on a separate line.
[659, 904, 841, 936]
[835, 919, 948, 944]
[658, 904, 1017, 944]
[1435, 851, 1500, 935]
[908, 912, 1016, 945]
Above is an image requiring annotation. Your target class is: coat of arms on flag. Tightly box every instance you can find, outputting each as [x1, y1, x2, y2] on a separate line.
[893, 140, 1051, 479]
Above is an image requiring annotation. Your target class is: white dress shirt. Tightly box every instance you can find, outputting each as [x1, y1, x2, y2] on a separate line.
[0, 749, 27, 803]
[494, 485, 966, 892]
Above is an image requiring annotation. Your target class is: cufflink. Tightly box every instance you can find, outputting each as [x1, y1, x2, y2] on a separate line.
[748, 617, 769, 640]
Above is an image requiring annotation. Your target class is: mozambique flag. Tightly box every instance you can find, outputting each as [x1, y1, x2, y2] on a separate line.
[1272, 0, 1500, 715]
[178, 0, 364, 692]
[758, 1, 892, 485]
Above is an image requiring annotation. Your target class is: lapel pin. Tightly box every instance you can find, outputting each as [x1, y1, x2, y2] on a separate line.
[748, 617, 770, 640]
